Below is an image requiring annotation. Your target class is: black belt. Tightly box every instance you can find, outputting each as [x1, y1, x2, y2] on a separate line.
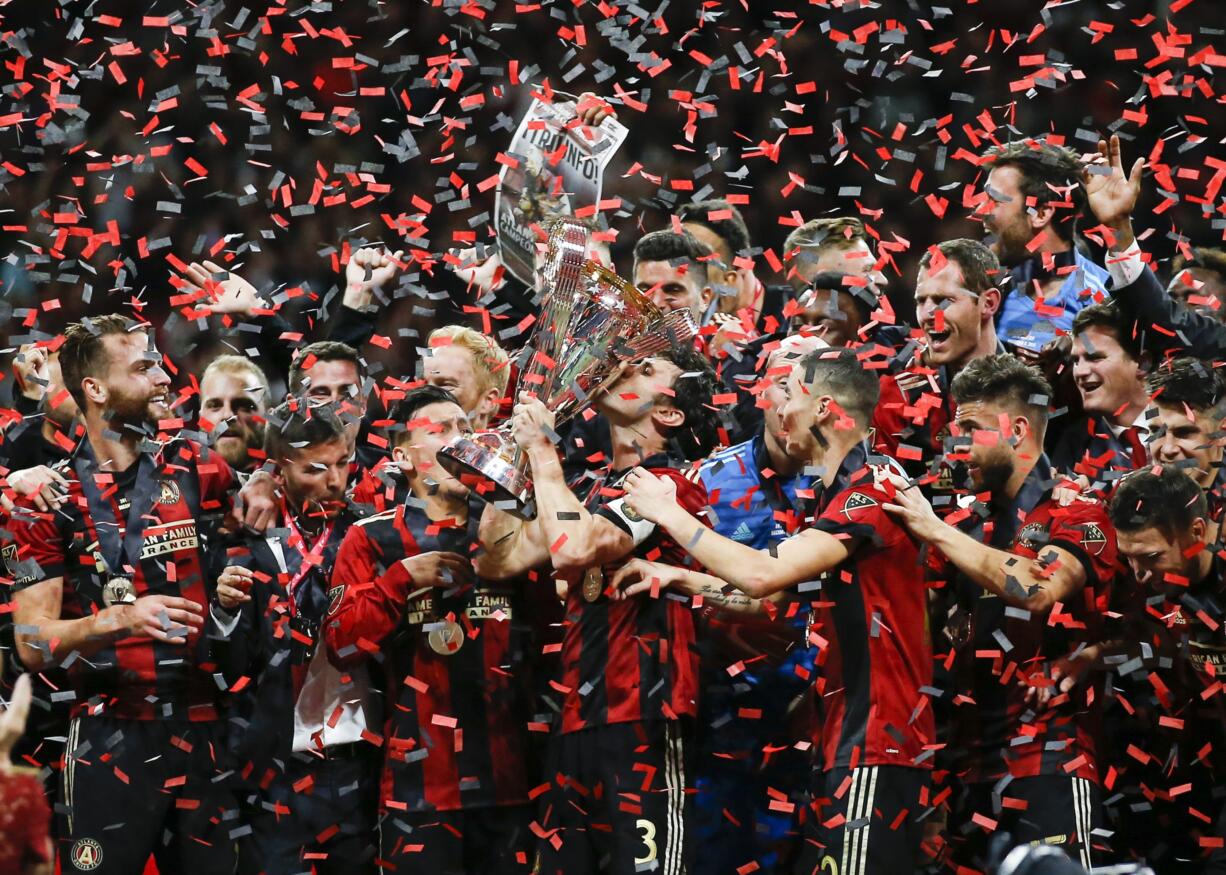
[312, 741, 370, 761]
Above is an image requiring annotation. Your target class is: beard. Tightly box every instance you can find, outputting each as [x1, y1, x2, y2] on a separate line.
[212, 422, 264, 470]
[987, 221, 1033, 268]
[975, 454, 1016, 499]
[106, 386, 166, 430]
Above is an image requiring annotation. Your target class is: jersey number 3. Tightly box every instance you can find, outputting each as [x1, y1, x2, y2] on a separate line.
[634, 819, 658, 865]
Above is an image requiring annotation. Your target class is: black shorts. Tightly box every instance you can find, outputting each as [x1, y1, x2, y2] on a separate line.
[59, 714, 236, 875]
[950, 774, 1102, 870]
[236, 747, 379, 875]
[794, 765, 931, 875]
[533, 720, 695, 875]
[379, 804, 534, 874]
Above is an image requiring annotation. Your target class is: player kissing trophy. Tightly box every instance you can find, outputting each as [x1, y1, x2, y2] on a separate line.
[438, 217, 697, 519]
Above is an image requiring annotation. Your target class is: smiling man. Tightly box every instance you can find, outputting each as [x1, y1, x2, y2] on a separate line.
[872, 238, 1004, 485]
[882, 353, 1116, 870]
[1051, 300, 1151, 487]
[5, 314, 240, 873]
[1146, 357, 1226, 519]
[977, 139, 1109, 350]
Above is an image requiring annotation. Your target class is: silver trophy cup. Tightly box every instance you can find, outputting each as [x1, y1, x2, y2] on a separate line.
[437, 218, 697, 519]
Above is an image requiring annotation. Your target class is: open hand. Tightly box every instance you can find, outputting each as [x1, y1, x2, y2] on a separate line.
[1081, 134, 1142, 247]
[180, 260, 265, 316]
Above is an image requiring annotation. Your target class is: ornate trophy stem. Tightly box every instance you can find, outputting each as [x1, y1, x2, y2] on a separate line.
[437, 218, 697, 519]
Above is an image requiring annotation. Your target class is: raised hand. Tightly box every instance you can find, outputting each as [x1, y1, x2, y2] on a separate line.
[181, 260, 265, 316]
[12, 343, 49, 403]
[510, 393, 558, 454]
[575, 91, 617, 127]
[1081, 134, 1143, 248]
[344, 246, 405, 310]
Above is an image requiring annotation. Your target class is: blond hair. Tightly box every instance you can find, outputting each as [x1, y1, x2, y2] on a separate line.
[202, 354, 271, 407]
[427, 325, 511, 397]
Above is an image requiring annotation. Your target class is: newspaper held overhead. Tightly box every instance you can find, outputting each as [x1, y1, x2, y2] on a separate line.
[495, 97, 629, 286]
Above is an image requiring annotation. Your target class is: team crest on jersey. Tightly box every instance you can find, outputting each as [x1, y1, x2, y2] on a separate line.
[1080, 523, 1108, 556]
[156, 479, 181, 505]
[1016, 522, 1048, 551]
[327, 585, 345, 616]
[620, 501, 644, 522]
[71, 838, 103, 870]
[842, 492, 878, 519]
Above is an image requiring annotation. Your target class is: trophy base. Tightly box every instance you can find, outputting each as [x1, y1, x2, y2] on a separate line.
[437, 431, 537, 521]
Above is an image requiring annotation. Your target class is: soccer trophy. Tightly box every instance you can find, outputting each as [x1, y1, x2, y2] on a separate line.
[437, 217, 698, 519]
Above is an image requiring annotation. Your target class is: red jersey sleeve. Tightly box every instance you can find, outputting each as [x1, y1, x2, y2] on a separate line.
[4, 503, 66, 588]
[324, 520, 414, 668]
[1046, 501, 1118, 587]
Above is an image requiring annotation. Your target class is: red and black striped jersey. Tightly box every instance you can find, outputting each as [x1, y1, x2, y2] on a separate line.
[324, 501, 533, 813]
[556, 455, 709, 734]
[933, 464, 1117, 784]
[808, 450, 935, 772]
[3, 438, 234, 721]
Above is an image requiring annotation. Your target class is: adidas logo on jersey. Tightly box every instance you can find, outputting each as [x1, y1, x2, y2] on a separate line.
[731, 521, 754, 542]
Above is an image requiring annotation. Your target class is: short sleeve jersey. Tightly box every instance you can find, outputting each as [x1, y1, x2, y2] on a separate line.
[809, 462, 935, 772]
[936, 474, 1117, 784]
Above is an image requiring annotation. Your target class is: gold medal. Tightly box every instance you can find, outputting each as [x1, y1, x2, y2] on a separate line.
[102, 576, 137, 607]
[582, 566, 604, 603]
[427, 619, 465, 656]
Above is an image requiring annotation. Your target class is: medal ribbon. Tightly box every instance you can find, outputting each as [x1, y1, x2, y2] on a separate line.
[73, 444, 160, 580]
[282, 509, 335, 616]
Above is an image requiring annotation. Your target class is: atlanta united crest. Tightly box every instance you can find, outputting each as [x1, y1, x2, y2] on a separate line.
[157, 479, 181, 505]
[71, 837, 103, 870]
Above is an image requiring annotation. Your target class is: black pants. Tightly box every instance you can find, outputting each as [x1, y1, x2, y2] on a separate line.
[58, 715, 237, 875]
[379, 804, 534, 874]
[795, 765, 931, 875]
[533, 720, 695, 875]
[236, 747, 379, 875]
[949, 774, 1102, 871]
